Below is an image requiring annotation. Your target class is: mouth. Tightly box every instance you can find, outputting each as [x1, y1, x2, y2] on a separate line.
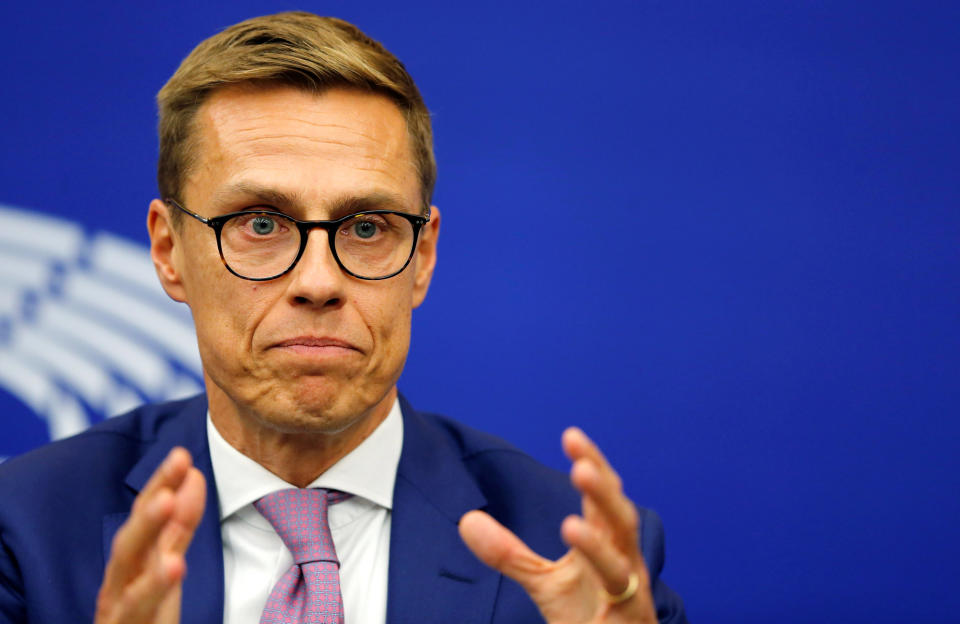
[270, 336, 362, 356]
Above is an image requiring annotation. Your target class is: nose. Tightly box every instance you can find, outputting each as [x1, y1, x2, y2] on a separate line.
[284, 228, 347, 308]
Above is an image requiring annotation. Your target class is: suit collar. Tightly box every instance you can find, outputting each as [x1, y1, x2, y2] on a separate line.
[122, 395, 225, 624]
[394, 395, 487, 522]
[124, 394, 210, 492]
[386, 395, 502, 624]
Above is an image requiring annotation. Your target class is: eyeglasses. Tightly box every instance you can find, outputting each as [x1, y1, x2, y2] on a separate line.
[165, 199, 430, 281]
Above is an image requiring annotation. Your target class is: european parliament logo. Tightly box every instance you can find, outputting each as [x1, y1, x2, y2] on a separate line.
[0, 204, 203, 462]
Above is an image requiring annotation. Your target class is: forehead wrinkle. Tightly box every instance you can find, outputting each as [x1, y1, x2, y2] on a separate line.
[235, 134, 393, 155]
[200, 85, 410, 148]
[224, 130, 411, 171]
[189, 86, 420, 212]
[235, 107, 405, 139]
[224, 107, 402, 140]
[224, 134, 415, 188]
[201, 91, 412, 163]
[226, 110, 409, 153]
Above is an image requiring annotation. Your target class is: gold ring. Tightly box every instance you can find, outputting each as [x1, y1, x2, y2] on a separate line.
[601, 572, 639, 604]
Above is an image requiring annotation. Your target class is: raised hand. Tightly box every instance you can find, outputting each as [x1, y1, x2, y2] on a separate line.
[459, 428, 657, 623]
[95, 447, 206, 624]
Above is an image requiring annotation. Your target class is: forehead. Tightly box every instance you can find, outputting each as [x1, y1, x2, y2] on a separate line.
[185, 85, 420, 213]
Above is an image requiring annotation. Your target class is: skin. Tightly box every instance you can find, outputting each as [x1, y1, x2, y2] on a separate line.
[94, 85, 657, 623]
[153, 85, 439, 485]
[460, 428, 659, 623]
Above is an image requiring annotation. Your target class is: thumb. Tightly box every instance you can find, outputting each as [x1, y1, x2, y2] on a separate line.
[459, 510, 551, 585]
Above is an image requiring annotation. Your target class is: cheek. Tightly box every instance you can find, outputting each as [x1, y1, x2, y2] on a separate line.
[186, 274, 269, 364]
[363, 285, 414, 368]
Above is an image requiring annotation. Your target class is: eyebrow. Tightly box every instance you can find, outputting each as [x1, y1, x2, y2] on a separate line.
[209, 182, 415, 218]
[327, 194, 412, 218]
[210, 182, 303, 211]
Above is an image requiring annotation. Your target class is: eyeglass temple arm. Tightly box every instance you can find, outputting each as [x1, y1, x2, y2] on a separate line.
[165, 198, 213, 226]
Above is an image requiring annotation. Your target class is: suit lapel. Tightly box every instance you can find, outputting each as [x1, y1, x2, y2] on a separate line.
[386, 398, 502, 624]
[111, 396, 225, 624]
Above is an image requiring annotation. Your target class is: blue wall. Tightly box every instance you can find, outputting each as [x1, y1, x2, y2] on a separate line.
[1, 2, 958, 621]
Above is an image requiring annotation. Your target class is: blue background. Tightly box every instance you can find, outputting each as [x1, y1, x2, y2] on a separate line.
[2, 1, 958, 621]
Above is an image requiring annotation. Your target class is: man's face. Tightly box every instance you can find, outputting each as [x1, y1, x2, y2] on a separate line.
[150, 85, 438, 436]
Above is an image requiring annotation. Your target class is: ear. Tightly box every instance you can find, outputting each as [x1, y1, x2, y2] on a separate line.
[147, 198, 188, 303]
[411, 205, 440, 308]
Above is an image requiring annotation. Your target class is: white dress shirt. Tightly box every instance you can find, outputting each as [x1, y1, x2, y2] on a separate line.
[207, 399, 403, 624]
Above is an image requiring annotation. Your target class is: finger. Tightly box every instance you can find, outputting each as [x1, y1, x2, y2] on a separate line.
[564, 429, 639, 544]
[459, 510, 552, 583]
[570, 458, 640, 552]
[563, 516, 657, 620]
[96, 545, 183, 624]
[562, 427, 620, 490]
[561, 515, 635, 594]
[155, 582, 184, 624]
[158, 467, 207, 557]
[101, 449, 193, 600]
[100, 488, 174, 603]
[115, 551, 185, 623]
[136, 447, 192, 510]
[97, 464, 203, 624]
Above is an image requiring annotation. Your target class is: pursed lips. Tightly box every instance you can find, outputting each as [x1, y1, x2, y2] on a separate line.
[270, 336, 362, 355]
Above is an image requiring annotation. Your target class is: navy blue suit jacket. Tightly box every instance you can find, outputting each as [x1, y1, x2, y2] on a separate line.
[0, 394, 686, 623]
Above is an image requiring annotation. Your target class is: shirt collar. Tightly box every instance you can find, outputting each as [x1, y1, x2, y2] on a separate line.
[207, 398, 403, 520]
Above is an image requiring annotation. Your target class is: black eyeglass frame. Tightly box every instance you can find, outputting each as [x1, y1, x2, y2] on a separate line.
[164, 198, 430, 282]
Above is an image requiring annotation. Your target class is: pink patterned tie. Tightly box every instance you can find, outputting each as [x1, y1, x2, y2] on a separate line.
[254, 488, 352, 624]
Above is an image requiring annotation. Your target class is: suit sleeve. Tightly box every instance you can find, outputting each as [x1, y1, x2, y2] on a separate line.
[640, 509, 689, 624]
[0, 531, 26, 624]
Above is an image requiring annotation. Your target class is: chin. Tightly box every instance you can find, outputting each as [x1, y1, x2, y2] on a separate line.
[256, 379, 388, 435]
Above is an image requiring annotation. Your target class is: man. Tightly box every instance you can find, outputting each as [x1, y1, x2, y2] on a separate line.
[0, 12, 686, 624]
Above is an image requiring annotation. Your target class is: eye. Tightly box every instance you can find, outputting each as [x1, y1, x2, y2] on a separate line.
[352, 220, 380, 239]
[250, 215, 277, 235]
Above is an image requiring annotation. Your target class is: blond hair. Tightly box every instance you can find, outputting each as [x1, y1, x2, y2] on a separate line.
[157, 12, 435, 215]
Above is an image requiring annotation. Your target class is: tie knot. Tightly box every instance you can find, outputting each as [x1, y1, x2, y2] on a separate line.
[254, 488, 351, 565]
